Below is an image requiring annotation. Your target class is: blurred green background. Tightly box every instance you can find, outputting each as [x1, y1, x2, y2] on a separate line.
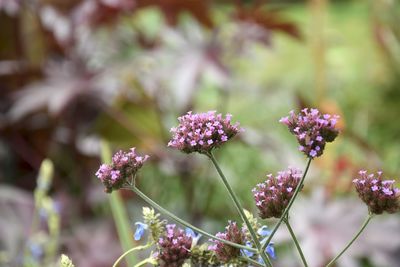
[1, 0, 400, 266]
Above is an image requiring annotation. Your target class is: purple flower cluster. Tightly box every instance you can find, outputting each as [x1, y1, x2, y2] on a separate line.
[168, 111, 242, 154]
[353, 170, 400, 214]
[209, 221, 245, 263]
[279, 108, 339, 158]
[253, 168, 302, 219]
[157, 224, 192, 267]
[95, 148, 149, 193]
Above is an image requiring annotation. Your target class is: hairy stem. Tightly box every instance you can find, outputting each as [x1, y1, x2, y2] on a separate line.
[283, 217, 308, 267]
[261, 158, 312, 252]
[208, 152, 272, 267]
[325, 214, 373, 267]
[124, 185, 257, 252]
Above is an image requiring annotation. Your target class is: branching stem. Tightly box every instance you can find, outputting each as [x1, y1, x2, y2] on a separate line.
[261, 158, 312, 252]
[207, 152, 273, 267]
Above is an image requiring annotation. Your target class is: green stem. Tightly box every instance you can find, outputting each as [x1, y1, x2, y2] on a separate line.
[240, 256, 265, 267]
[284, 217, 308, 267]
[124, 186, 257, 253]
[113, 243, 153, 267]
[134, 257, 157, 267]
[207, 152, 272, 267]
[262, 158, 312, 252]
[325, 214, 373, 267]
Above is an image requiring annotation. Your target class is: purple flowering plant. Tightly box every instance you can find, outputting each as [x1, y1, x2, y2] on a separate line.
[96, 108, 400, 267]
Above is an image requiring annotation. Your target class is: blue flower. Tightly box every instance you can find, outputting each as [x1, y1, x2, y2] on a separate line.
[265, 243, 276, 260]
[241, 241, 255, 257]
[185, 227, 195, 237]
[257, 225, 272, 237]
[185, 227, 202, 246]
[134, 222, 148, 241]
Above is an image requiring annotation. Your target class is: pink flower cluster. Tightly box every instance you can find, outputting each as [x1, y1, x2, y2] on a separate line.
[157, 224, 192, 267]
[279, 108, 339, 158]
[95, 148, 149, 193]
[253, 168, 302, 219]
[209, 221, 244, 263]
[168, 111, 242, 154]
[353, 170, 400, 214]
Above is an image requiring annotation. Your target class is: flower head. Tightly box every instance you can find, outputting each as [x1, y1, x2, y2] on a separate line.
[95, 148, 149, 193]
[253, 168, 303, 219]
[280, 108, 339, 158]
[168, 111, 242, 154]
[353, 170, 400, 214]
[208, 221, 245, 263]
[157, 224, 192, 267]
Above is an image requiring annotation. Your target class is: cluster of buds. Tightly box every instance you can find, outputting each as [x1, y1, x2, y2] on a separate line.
[190, 244, 221, 266]
[353, 170, 400, 214]
[253, 168, 302, 219]
[168, 111, 242, 154]
[142, 207, 166, 242]
[279, 108, 339, 158]
[208, 221, 245, 263]
[157, 224, 193, 267]
[95, 148, 149, 193]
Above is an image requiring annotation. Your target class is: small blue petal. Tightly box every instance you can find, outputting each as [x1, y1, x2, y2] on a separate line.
[241, 241, 255, 257]
[257, 225, 272, 237]
[134, 222, 148, 241]
[185, 228, 196, 237]
[266, 243, 276, 260]
[185, 228, 202, 246]
[241, 249, 254, 258]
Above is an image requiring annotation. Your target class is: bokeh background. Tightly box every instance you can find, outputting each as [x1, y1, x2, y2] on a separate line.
[1, 0, 400, 266]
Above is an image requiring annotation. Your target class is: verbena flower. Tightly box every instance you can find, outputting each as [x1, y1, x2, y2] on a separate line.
[208, 221, 245, 263]
[353, 170, 400, 214]
[168, 111, 242, 154]
[95, 148, 149, 193]
[157, 224, 192, 267]
[253, 168, 302, 219]
[279, 108, 339, 158]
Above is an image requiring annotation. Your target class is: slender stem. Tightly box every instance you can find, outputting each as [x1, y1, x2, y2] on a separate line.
[325, 214, 373, 267]
[262, 158, 312, 251]
[134, 257, 157, 267]
[240, 256, 265, 267]
[284, 217, 308, 267]
[124, 185, 257, 252]
[113, 243, 153, 267]
[207, 152, 272, 267]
